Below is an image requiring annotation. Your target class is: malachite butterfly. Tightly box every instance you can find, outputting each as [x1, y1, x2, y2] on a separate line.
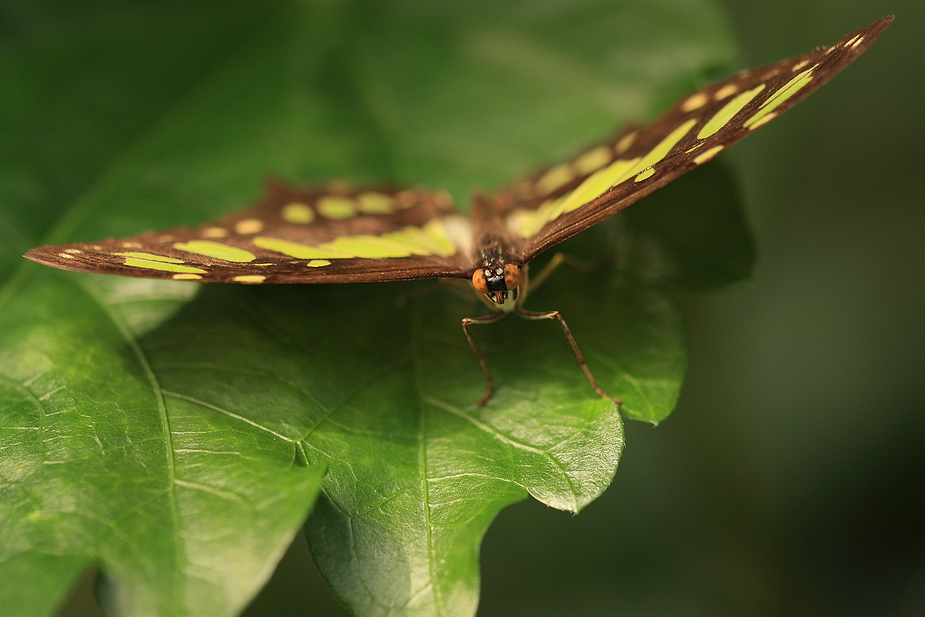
[26, 17, 893, 406]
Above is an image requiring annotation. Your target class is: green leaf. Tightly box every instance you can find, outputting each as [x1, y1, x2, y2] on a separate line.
[0, 1, 742, 616]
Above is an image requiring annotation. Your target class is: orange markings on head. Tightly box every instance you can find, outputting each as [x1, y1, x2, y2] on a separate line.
[471, 269, 490, 294]
[503, 264, 524, 290]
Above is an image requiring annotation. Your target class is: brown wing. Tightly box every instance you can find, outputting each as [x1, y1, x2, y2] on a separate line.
[494, 16, 893, 262]
[25, 181, 475, 284]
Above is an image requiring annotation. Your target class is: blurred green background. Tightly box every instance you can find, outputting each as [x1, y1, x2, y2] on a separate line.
[14, 0, 919, 614]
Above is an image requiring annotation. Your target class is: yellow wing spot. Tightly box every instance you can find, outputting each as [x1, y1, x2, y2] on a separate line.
[693, 145, 725, 165]
[436, 215, 472, 258]
[281, 202, 315, 224]
[535, 163, 575, 195]
[234, 219, 264, 234]
[845, 34, 864, 49]
[745, 112, 777, 131]
[697, 84, 766, 139]
[116, 252, 184, 263]
[233, 275, 266, 284]
[357, 192, 398, 214]
[57, 253, 75, 259]
[634, 167, 656, 182]
[317, 196, 357, 219]
[121, 257, 207, 274]
[321, 221, 457, 258]
[173, 240, 256, 263]
[253, 237, 349, 259]
[64, 248, 83, 254]
[681, 91, 709, 112]
[172, 273, 203, 280]
[509, 162, 617, 237]
[375, 223, 453, 257]
[713, 83, 739, 101]
[508, 119, 697, 239]
[202, 227, 228, 238]
[792, 59, 811, 72]
[121, 241, 142, 248]
[306, 260, 331, 267]
[630, 118, 697, 177]
[254, 220, 457, 261]
[615, 131, 636, 155]
[507, 196, 567, 239]
[744, 68, 815, 129]
[850, 35, 865, 49]
[573, 145, 612, 175]
[322, 235, 417, 258]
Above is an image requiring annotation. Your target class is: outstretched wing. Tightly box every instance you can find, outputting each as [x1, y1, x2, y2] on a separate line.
[496, 16, 893, 262]
[25, 181, 475, 284]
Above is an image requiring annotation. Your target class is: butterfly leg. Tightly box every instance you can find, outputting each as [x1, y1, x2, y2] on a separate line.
[462, 311, 506, 407]
[515, 307, 622, 406]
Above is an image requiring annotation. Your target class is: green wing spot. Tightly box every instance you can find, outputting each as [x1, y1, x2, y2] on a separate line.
[697, 84, 766, 139]
[306, 260, 331, 267]
[317, 196, 357, 219]
[122, 257, 207, 274]
[744, 68, 815, 129]
[252, 237, 350, 259]
[173, 240, 256, 262]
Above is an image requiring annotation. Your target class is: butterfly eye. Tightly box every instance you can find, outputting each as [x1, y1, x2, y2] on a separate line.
[503, 264, 524, 291]
[471, 269, 490, 294]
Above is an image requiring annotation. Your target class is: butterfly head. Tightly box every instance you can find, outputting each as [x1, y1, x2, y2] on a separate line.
[471, 262, 525, 313]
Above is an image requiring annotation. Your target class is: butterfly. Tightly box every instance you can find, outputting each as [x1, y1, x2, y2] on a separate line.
[25, 16, 893, 406]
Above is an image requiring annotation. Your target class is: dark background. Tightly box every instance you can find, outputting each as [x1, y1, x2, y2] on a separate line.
[53, 0, 924, 615]
[484, 1, 925, 616]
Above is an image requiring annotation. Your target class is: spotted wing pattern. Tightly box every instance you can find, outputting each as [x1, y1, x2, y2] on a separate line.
[25, 181, 474, 284]
[497, 16, 893, 263]
[25, 18, 892, 284]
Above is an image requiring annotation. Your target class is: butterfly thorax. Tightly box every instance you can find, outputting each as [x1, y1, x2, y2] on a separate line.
[467, 192, 527, 312]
